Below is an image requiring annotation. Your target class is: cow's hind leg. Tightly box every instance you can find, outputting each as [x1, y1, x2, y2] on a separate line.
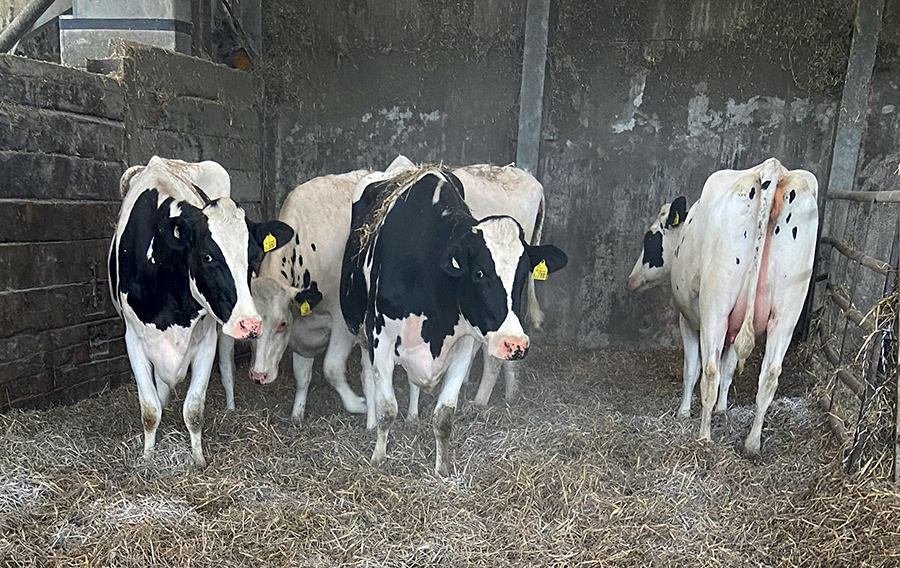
[406, 379, 420, 421]
[371, 339, 398, 468]
[183, 322, 217, 468]
[127, 328, 160, 461]
[434, 336, 476, 477]
[698, 321, 726, 441]
[678, 314, 701, 419]
[291, 353, 314, 426]
[155, 369, 171, 408]
[744, 323, 791, 457]
[218, 334, 236, 411]
[361, 349, 377, 430]
[716, 344, 739, 414]
[474, 345, 502, 407]
[323, 327, 367, 414]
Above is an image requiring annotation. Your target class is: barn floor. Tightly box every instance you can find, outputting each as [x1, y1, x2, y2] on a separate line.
[1, 344, 899, 567]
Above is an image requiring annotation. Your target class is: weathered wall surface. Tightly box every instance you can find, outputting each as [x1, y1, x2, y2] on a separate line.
[0, 55, 129, 409]
[114, 41, 265, 219]
[263, 0, 857, 347]
[0, 44, 263, 410]
[262, 0, 526, 216]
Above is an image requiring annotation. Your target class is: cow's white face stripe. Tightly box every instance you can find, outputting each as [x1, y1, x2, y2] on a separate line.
[204, 199, 258, 329]
[478, 217, 524, 312]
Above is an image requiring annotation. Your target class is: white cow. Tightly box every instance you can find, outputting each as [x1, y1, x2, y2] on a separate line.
[217, 157, 547, 426]
[627, 158, 818, 456]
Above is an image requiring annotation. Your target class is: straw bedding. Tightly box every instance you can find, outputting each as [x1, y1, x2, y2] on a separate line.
[1, 343, 898, 567]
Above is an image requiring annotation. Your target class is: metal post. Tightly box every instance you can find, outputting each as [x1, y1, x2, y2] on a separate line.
[515, 0, 551, 176]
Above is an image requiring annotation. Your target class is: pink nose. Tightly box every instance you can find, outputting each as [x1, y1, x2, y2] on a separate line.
[251, 371, 269, 385]
[238, 318, 262, 339]
[501, 338, 529, 361]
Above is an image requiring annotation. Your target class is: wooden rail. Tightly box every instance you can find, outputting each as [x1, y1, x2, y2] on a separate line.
[826, 283, 876, 334]
[828, 190, 900, 203]
[821, 236, 892, 276]
[820, 334, 867, 398]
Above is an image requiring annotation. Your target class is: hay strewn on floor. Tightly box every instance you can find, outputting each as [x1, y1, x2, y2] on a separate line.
[1, 344, 899, 567]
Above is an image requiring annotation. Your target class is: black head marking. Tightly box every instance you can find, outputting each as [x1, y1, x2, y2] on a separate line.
[792, 226, 798, 239]
[789, 189, 796, 203]
[643, 231, 664, 268]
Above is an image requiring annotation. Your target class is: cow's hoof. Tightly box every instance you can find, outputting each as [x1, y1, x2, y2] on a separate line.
[371, 454, 386, 468]
[435, 462, 449, 478]
[191, 454, 208, 469]
[291, 415, 304, 428]
[345, 396, 367, 414]
[224, 402, 236, 412]
[405, 412, 419, 423]
[677, 409, 691, 419]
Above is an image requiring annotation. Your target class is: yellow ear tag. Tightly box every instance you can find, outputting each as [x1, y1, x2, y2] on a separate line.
[532, 260, 548, 281]
[673, 212, 680, 225]
[263, 234, 277, 253]
[299, 300, 311, 316]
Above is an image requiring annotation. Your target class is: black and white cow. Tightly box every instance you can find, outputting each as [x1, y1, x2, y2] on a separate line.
[627, 158, 818, 456]
[341, 166, 567, 475]
[108, 156, 292, 467]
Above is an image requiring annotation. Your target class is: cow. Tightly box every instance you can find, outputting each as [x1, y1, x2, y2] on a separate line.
[217, 157, 548, 427]
[217, 170, 370, 425]
[341, 165, 567, 475]
[108, 156, 293, 467]
[626, 157, 818, 456]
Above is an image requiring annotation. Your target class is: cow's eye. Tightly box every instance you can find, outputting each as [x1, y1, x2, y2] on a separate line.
[204, 254, 213, 263]
[276, 321, 288, 332]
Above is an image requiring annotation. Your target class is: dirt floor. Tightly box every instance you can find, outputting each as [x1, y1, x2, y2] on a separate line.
[1, 343, 899, 567]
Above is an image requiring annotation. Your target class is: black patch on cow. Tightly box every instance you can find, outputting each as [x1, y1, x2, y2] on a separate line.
[775, 226, 780, 235]
[743, 231, 747, 238]
[749, 187, 756, 200]
[281, 256, 286, 265]
[666, 197, 687, 228]
[736, 258, 740, 265]
[642, 231, 664, 268]
[291, 249, 296, 265]
[394, 336, 401, 356]
[281, 270, 289, 280]
[372, 337, 379, 349]
[297, 254, 303, 267]
[295, 281, 323, 311]
[762, 180, 771, 190]
[303, 269, 311, 288]
[786, 212, 792, 223]
[295, 235, 300, 245]
[792, 227, 798, 239]
[310, 243, 316, 252]
[789, 189, 796, 203]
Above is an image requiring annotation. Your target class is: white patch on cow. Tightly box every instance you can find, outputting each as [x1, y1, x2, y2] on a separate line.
[203, 199, 260, 336]
[146, 237, 155, 263]
[432, 179, 444, 204]
[477, 217, 523, 302]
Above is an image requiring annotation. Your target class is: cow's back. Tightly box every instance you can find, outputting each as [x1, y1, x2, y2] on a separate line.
[453, 165, 542, 242]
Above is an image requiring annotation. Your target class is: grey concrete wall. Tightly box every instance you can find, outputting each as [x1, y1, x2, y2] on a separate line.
[0, 54, 129, 410]
[113, 40, 265, 219]
[262, 0, 856, 348]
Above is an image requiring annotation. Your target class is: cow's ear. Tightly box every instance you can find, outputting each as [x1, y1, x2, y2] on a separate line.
[441, 241, 469, 278]
[526, 244, 568, 275]
[248, 219, 294, 254]
[666, 196, 687, 228]
[160, 203, 200, 251]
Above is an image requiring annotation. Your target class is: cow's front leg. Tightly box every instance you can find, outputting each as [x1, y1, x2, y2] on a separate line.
[371, 338, 397, 468]
[503, 360, 519, 402]
[406, 379, 420, 421]
[184, 321, 217, 468]
[218, 333, 236, 411]
[126, 328, 160, 461]
[323, 325, 367, 414]
[474, 345, 502, 407]
[433, 336, 476, 477]
[291, 353, 314, 426]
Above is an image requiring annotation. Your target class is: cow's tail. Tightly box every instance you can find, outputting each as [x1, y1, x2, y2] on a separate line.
[525, 194, 546, 332]
[734, 158, 784, 370]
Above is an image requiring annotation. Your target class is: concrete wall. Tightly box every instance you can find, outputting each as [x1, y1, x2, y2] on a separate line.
[262, 0, 855, 348]
[0, 55, 129, 409]
[0, 44, 263, 410]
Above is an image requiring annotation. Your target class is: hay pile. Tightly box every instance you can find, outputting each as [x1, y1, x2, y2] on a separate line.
[1, 344, 899, 567]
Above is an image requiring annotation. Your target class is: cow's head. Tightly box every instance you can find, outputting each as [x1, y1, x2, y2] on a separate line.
[442, 216, 567, 360]
[247, 276, 323, 385]
[626, 196, 687, 292]
[160, 197, 293, 339]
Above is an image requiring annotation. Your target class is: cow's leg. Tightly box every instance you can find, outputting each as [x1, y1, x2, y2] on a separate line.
[433, 336, 476, 477]
[155, 369, 172, 408]
[290, 353, 315, 426]
[406, 379, 420, 421]
[127, 328, 161, 460]
[716, 344, 739, 414]
[525, 277, 545, 332]
[474, 345, 501, 407]
[678, 314, 701, 419]
[698, 321, 726, 441]
[361, 349, 377, 430]
[371, 340, 398, 468]
[503, 361, 519, 402]
[323, 327, 367, 414]
[744, 324, 790, 457]
[183, 322, 217, 468]
[218, 333, 236, 411]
